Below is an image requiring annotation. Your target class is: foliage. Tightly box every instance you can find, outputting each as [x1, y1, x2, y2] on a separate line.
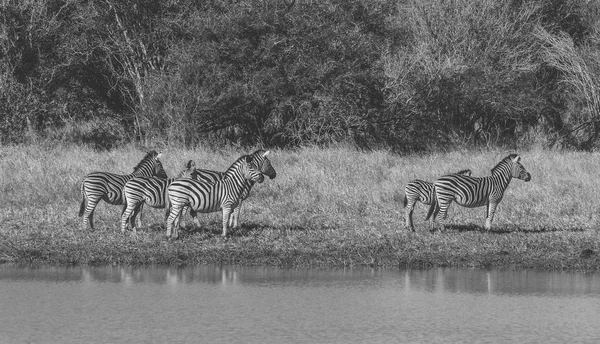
[1, 0, 600, 150]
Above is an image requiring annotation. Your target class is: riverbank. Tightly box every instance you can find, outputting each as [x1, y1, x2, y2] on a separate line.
[1, 144, 599, 271]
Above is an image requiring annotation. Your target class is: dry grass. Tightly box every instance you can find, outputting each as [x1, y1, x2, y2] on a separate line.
[1, 144, 599, 270]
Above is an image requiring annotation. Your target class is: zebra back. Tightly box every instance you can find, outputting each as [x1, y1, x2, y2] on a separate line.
[168, 155, 263, 212]
[190, 150, 274, 201]
[403, 168, 472, 207]
[80, 150, 166, 206]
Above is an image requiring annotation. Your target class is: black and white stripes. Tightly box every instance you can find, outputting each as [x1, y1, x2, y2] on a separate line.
[78, 151, 167, 230]
[165, 154, 266, 239]
[403, 169, 471, 231]
[425, 154, 531, 231]
[120, 160, 197, 233]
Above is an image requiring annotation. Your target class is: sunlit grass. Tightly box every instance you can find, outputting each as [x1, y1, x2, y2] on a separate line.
[0, 144, 599, 270]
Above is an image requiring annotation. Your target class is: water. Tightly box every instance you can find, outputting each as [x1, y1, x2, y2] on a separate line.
[1, 265, 599, 344]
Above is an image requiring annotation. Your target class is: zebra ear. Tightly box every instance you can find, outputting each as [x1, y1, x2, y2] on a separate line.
[245, 155, 253, 164]
[512, 155, 521, 163]
[186, 160, 195, 169]
[262, 150, 270, 158]
[156, 152, 164, 159]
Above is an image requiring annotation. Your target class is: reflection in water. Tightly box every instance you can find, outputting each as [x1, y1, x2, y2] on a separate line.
[3, 264, 598, 296]
[403, 268, 600, 296]
[1, 265, 599, 344]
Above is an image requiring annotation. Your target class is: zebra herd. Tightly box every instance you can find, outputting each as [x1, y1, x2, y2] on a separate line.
[78, 151, 530, 238]
[79, 150, 276, 239]
[403, 154, 531, 231]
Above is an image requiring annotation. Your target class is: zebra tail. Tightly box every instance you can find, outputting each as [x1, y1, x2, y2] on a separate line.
[402, 194, 407, 208]
[78, 184, 86, 217]
[164, 192, 171, 221]
[425, 186, 437, 221]
[425, 200, 436, 221]
[78, 198, 85, 217]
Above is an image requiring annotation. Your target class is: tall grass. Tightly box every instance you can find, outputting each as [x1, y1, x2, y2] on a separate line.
[1, 144, 599, 270]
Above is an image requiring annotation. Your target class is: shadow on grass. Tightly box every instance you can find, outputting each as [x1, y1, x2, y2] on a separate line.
[158, 222, 318, 239]
[434, 223, 589, 234]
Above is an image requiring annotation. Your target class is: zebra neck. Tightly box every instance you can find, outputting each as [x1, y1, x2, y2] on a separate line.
[132, 168, 152, 177]
[222, 174, 247, 197]
[490, 168, 512, 190]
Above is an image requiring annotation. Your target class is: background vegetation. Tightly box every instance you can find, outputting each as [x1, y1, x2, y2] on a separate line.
[1, 146, 599, 270]
[2, 0, 600, 151]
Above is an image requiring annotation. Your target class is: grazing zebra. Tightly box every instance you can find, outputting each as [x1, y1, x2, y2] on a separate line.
[188, 149, 276, 229]
[425, 154, 531, 231]
[403, 169, 472, 231]
[165, 154, 265, 239]
[78, 151, 167, 230]
[120, 160, 197, 233]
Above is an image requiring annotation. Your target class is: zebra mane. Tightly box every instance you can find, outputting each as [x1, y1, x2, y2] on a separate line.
[251, 149, 267, 156]
[132, 150, 159, 172]
[491, 154, 519, 174]
[224, 155, 251, 177]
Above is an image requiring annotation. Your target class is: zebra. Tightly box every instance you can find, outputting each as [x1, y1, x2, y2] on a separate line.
[120, 160, 197, 233]
[187, 149, 276, 229]
[425, 154, 531, 231]
[403, 169, 472, 231]
[78, 150, 167, 230]
[165, 154, 265, 239]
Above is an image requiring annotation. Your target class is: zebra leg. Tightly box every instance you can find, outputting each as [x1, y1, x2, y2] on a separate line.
[404, 198, 417, 231]
[82, 196, 101, 230]
[189, 209, 199, 228]
[179, 205, 191, 228]
[434, 200, 452, 232]
[120, 202, 135, 233]
[221, 207, 233, 237]
[135, 203, 144, 229]
[427, 202, 438, 231]
[130, 203, 145, 233]
[485, 202, 498, 231]
[190, 206, 201, 227]
[230, 202, 242, 229]
[166, 203, 184, 239]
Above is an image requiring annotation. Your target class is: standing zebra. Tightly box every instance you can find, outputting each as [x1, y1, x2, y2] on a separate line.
[120, 160, 197, 233]
[425, 154, 531, 231]
[403, 169, 472, 231]
[165, 154, 265, 239]
[188, 149, 276, 229]
[78, 151, 167, 230]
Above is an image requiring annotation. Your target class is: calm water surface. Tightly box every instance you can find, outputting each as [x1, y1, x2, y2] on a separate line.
[1, 265, 599, 344]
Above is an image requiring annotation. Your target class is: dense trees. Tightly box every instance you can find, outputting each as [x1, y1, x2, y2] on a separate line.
[1, 0, 599, 151]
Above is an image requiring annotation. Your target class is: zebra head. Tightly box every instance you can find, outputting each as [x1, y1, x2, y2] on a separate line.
[507, 154, 531, 182]
[249, 150, 276, 179]
[177, 160, 197, 178]
[133, 151, 168, 179]
[241, 155, 265, 184]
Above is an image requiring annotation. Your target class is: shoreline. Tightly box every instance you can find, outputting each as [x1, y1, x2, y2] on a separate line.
[2, 224, 598, 272]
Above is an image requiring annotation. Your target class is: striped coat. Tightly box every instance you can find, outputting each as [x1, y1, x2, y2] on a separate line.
[426, 154, 531, 231]
[78, 151, 167, 230]
[165, 155, 265, 239]
[120, 160, 197, 233]
[402, 169, 471, 230]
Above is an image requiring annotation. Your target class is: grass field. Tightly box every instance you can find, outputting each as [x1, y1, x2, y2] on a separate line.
[1, 144, 599, 271]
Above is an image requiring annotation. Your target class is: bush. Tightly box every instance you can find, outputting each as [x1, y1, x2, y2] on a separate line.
[2, 0, 600, 151]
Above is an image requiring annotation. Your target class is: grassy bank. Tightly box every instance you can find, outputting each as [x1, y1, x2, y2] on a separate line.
[1, 144, 599, 271]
